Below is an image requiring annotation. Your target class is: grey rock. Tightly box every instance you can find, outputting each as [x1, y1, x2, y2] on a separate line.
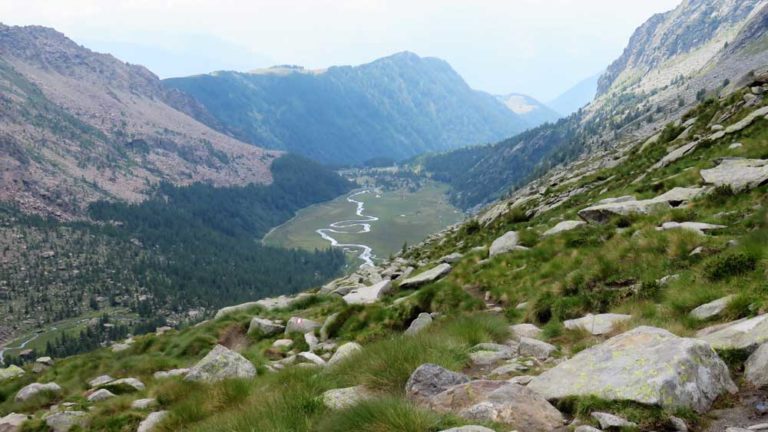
[153, 368, 190, 379]
[745, 343, 768, 388]
[343, 280, 393, 305]
[327, 342, 362, 367]
[0, 365, 25, 381]
[285, 316, 320, 335]
[489, 362, 529, 377]
[528, 326, 736, 413]
[247, 317, 284, 336]
[404, 313, 433, 336]
[304, 332, 319, 352]
[87, 389, 115, 402]
[438, 427, 495, 432]
[592, 412, 637, 429]
[489, 231, 528, 257]
[320, 312, 340, 341]
[131, 398, 158, 410]
[185, 345, 256, 382]
[0, 413, 28, 432]
[271, 339, 294, 349]
[564, 313, 632, 336]
[296, 351, 326, 366]
[101, 377, 145, 393]
[88, 375, 114, 388]
[543, 220, 586, 237]
[137, 411, 168, 432]
[652, 141, 698, 170]
[518, 337, 556, 360]
[579, 188, 706, 224]
[700, 158, 768, 192]
[574, 427, 602, 432]
[658, 221, 726, 235]
[510, 323, 542, 339]
[669, 416, 688, 431]
[15, 382, 61, 402]
[405, 363, 470, 405]
[690, 295, 735, 320]
[724, 106, 768, 134]
[399, 263, 452, 289]
[44, 411, 87, 432]
[322, 386, 373, 409]
[469, 350, 514, 367]
[439, 252, 464, 264]
[697, 314, 768, 352]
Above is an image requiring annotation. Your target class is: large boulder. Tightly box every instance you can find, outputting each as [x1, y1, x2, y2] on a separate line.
[322, 386, 374, 409]
[578, 188, 705, 224]
[745, 343, 768, 388]
[518, 337, 556, 360]
[689, 295, 735, 320]
[697, 314, 768, 352]
[543, 220, 585, 237]
[528, 326, 736, 413]
[185, 344, 256, 383]
[0, 365, 25, 381]
[87, 389, 116, 402]
[700, 158, 768, 192]
[44, 411, 88, 432]
[327, 342, 362, 367]
[15, 382, 61, 402]
[137, 411, 168, 432]
[489, 231, 527, 257]
[427, 380, 564, 432]
[343, 280, 393, 305]
[0, 413, 28, 432]
[247, 317, 284, 336]
[405, 363, 470, 405]
[399, 264, 452, 289]
[285, 317, 321, 335]
[404, 313, 433, 336]
[563, 313, 632, 336]
[88, 375, 114, 388]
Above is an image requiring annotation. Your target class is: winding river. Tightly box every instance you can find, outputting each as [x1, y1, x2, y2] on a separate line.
[0, 333, 39, 365]
[316, 190, 378, 268]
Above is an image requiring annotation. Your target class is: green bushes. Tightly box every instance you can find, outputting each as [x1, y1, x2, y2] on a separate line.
[704, 251, 757, 281]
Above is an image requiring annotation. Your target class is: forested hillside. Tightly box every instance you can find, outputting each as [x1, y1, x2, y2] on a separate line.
[165, 52, 529, 165]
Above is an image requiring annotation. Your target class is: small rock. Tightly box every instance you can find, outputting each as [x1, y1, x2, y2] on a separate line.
[510, 323, 542, 339]
[543, 220, 586, 236]
[564, 313, 632, 336]
[247, 317, 284, 336]
[592, 411, 637, 429]
[439, 252, 464, 264]
[343, 280, 393, 305]
[131, 398, 158, 410]
[0, 413, 28, 432]
[439, 427, 495, 432]
[285, 317, 321, 335]
[153, 368, 189, 379]
[319, 312, 340, 341]
[87, 389, 115, 402]
[101, 377, 145, 393]
[327, 342, 362, 367]
[698, 314, 768, 352]
[669, 416, 688, 431]
[404, 313, 433, 336]
[322, 386, 373, 409]
[574, 427, 602, 432]
[746, 343, 768, 388]
[518, 337, 556, 360]
[44, 411, 87, 432]
[88, 375, 114, 388]
[305, 333, 319, 352]
[0, 365, 25, 381]
[690, 295, 735, 320]
[137, 411, 168, 432]
[399, 264, 452, 289]
[272, 339, 294, 349]
[296, 351, 326, 366]
[405, 363, 470, 405]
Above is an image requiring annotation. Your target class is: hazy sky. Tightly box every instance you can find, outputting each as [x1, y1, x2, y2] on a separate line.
[0, 0, 681, 101]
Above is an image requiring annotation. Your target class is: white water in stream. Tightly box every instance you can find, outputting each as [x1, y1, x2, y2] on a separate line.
[316, 190, 378, 268]
[0, 333, 39, 365]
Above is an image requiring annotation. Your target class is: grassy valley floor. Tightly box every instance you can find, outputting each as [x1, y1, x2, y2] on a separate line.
[263, 181, 464, 265]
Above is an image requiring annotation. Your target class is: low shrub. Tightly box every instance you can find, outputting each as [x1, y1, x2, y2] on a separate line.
[704, 251, 757, 281]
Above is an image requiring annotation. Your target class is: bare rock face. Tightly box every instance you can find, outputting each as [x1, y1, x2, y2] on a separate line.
[405, 363, 470, 405]
[0, 413, 28, 432]
[426, 380, 564, 432]
[184, 345, 256, 383]
[528, 326, 736, 413]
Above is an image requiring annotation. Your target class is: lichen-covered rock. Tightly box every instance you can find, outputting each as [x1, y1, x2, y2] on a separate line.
[528, 326, 736, 413]
[399, 264, 452, 289]
[564, 313, 632, 335]
[285, 317, 321, 335]
[44, 411, 88, 432]
[15, 382, 61, 402]
[185, 345, 256, 382]
[427, 380, 564, 432]
[404, 313, 433, 336]
[327, 342, 362, 367]
[697, 314, 768, 352]
[322, 386, 374, 409]
[137, 411, 168, 432]
[489, 231, 527, 257]
[343, 280, 393, 305]
[405, 363, 470, 405]
[0, 365, 25, 381]
[658, 221, 726, 235]
[247, 317, 284, 336]
[690, 295, 735, 320]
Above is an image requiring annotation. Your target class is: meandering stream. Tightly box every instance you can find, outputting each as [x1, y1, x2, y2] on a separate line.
[316, 190, 378, 268]
[0, 333, 39, 365]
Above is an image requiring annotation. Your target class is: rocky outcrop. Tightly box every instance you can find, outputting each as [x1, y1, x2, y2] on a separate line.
[15, 382, 62, 402]
[343, 280, 393, 305]
[399, 264, 452, 289]
[322, 386, 374, 409]
[700, 158, 768, 192]
[698, 314, 768, 352]
[563, 313, 632, 335]
[426, 380, 564, 432]
[405, 364, 470, 405]
[652, 141, 699, 169]
[528, 326, 736, 412]
[185, 345, 256, 382]
[690, 295, 735, 320]
[489, 231, 527, 257]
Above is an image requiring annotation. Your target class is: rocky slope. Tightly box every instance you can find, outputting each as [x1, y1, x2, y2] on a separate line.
[2, 78, 768, 431]
[0, 24, 279, 219]
[496, 93, 561, 127]
[421, 0, 768, 210]
[164, 52, 530, 165]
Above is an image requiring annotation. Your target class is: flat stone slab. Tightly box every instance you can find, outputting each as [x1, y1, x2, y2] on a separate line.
[652, 141, 698, 169]
[700, 158, 768, 192]
[343, 280, 393, 305]
[658, 221, 726, 235]
[690, 295, 735, 320]
[543, 220, 586, 236]
[579, 188, 706, 224]
[528, 326, 736, 413]
[399, 264, 452, 289]
[489, 231, 528, 257]
[564, 313, 632, 335]
[697, 314, 768, 352]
